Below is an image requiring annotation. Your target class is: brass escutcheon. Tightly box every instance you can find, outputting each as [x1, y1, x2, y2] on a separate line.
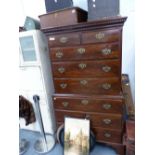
[95, 32, 105, 40]
[78, 63, 87, 69]
[77, 48, 86, 54]
[58, 67, 65, 73]
[60, 83, 67, 89]
[102, 66, 111, 72]
[80, 80, 88, 85]
[102, 83, 111, 90]
[62, 102, 69, 107]
[102, 103, 112, 110]
[81, 100, 89, 105]
[103, 119, 112, 124]
[55, 51, 63, 58]
[104, 133, 111, 138]
[101, 48, 111, 55]
[59, 37, 68, 43]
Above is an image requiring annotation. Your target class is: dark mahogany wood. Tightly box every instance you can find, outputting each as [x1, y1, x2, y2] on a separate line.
[41, 16, 127, 153]
[53, 94, 124, 114]
[39, 7, 88, 29]
[54, 77, 121, 95]
[41, 16, 127, 34]
[50, 42, 120, 61]
[82, 29, 120, 44]
[48, 32, 80, 47]
[55, 109, 123, 130]
[124, 120, 135, 155]
[92, 127, 122, 143]
[52, 59, 120, 78]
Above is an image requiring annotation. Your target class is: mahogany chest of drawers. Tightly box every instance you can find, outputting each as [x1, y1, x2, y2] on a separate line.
[41, 16, 127, 155]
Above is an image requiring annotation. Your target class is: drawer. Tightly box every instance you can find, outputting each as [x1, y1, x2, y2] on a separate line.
[56, 123, 122, 144]
[48, 33, 80, 47]
[82, 29, 120, 44]
[55, 110, 123, 130]
[53, 95, 124, 114]
[54, 77, 121, 95]
[50, 43, 120, 61]
[52, 59, 120, 78]
[93, 127, 122, 143]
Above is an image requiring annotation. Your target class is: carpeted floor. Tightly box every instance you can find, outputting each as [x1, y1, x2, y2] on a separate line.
[19, 129, 117, 155]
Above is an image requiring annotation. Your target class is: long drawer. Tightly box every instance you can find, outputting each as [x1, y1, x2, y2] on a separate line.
[93, 127, 122, 143]
[53, 95, 124, 114]
[56, 122, 122, 143]
[50, 42, 120, 61]
[54, 77, 121, 95]
[55, 110, 123, 130]
[82, 29, 121, 44]
[52, 59, 120, 78]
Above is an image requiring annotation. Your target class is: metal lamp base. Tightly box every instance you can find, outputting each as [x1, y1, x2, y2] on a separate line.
[34, 134, 55, 154]
[19, 138, 29, 155]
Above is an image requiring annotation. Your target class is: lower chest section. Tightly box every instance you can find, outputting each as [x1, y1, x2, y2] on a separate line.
[53, 94, 125, 143]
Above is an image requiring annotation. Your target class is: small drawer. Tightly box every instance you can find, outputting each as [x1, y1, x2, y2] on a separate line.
[50, 43, 120, 61]
[48, 33, 80, 47]
[53, 95, 124, 114]
[55, 110, 123, 130]
[82, 29, 120, 44]
[52, 59, 120, 78]
[93, 127, 122, 143]
[54, 77, 121, 95]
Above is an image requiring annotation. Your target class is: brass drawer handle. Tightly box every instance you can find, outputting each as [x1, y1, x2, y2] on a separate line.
[102, 83, 111, 90]
[103, 119, 112, 124]
[62, 102, 69, 107]
[77, 48, 86, 54]
[59, 37, 68, 43]
[80, 80, 88, 85]
[95, 32, 105, 40]
[102, 103, 112, 110]
[81, 100, 89, 105]
[78, 63, 87, 69]
[55, 51, 63, 58]
[104, 133, 111, 138]
[102, 48, 112, 55]
[102, 66, 111, 72]
[58, 67, 65, 73]
[60, 83, 67, 89]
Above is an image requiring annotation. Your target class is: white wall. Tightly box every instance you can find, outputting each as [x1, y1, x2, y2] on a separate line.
[19, 0, 46, 26]
[120, 0, 135, 102]
[19, 0, 135, 102]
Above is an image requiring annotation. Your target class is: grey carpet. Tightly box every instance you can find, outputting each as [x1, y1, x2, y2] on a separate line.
[19, 129, 117, 155]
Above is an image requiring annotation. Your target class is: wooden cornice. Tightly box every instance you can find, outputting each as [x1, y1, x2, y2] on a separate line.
[41, 16, 127, 35]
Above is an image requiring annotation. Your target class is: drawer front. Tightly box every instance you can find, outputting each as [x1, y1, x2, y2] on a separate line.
[56, 123, 122, 144]
[55, 110, 122, 130]
[54, 77, 121, 95]
[50, 43, 120, 61]
[93, 127, 122, 143]
[53, 96, 124, 114]
[48, 33, 80, 47]
[52, 59, 120, 78]
[82, 29, 120, 44]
